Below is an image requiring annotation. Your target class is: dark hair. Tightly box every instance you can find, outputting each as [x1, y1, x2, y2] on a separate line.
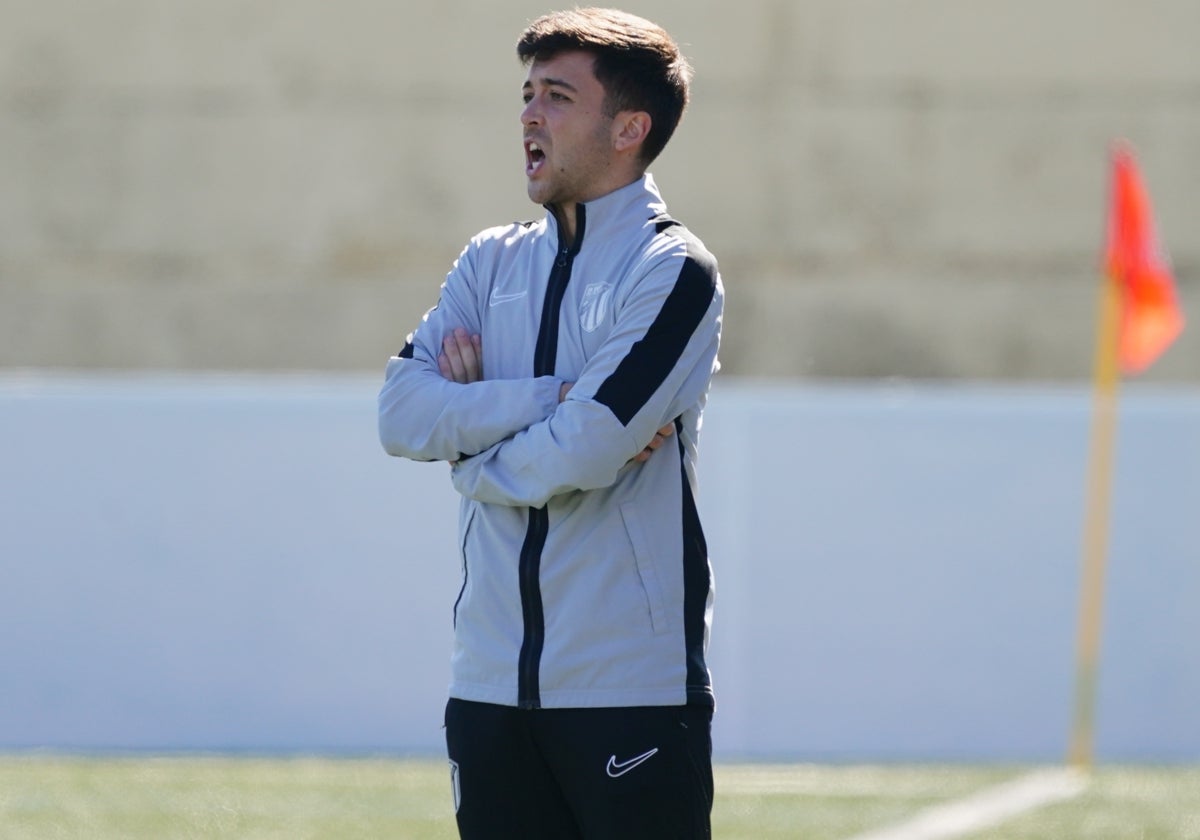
[516, 8, 692, 166]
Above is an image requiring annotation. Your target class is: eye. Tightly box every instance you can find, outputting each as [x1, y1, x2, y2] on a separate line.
[522, 91, 533, 104]
[549, 91, 569, 102]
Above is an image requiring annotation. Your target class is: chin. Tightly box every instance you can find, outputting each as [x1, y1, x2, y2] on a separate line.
[526, 183, 552, 205]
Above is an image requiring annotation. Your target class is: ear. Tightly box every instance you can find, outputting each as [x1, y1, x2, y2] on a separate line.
[612, 111, 651, 155]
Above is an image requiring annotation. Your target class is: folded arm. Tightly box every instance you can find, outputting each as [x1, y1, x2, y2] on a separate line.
[451, 248, 722, 507]
[377, 244, 562, 463]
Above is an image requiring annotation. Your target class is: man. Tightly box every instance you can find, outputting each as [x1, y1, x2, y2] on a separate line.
[378, 8, 723, 838]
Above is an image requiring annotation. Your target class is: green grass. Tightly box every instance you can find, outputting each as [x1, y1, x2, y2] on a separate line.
[0, 756, 1197, 839]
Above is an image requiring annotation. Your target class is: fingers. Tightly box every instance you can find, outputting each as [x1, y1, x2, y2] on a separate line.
[632, 423, 677, 463]
[633, 437, 661, 463]
[439, 328, 483, 383]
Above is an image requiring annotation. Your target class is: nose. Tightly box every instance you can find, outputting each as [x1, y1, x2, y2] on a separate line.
[521, 96, 540, 127]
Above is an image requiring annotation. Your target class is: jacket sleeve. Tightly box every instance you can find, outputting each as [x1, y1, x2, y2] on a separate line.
[378, 238, 562, 462]
[450, 236, 722, 507]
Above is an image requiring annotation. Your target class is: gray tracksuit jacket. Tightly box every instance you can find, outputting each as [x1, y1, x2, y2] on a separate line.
[378, 174, 723, 710]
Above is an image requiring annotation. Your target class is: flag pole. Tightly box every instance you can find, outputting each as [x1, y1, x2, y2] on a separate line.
[1070, 142, 1185, 767]
[1068, 271, 1121, 769]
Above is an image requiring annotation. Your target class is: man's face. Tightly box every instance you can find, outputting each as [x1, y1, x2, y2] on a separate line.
[521, 50, 618, 208]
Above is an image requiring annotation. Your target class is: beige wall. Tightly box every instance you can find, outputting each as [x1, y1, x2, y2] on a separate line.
[3, 1, 1197, 379]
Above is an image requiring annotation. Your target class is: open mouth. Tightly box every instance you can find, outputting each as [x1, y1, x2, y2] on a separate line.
[525, 141, 546, 175]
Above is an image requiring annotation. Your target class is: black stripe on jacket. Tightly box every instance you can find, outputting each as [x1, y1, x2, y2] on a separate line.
[593, 221, 718, 427]
[677, 419, 714, 705]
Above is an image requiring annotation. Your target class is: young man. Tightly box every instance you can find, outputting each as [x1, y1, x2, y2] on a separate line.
[378, 9, 723, 838]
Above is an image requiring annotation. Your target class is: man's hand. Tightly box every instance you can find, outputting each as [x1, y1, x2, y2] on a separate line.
[438, 328, 481, 468]
[632, 423, 675, 464]
[559, 381, 672, 465]
[438, 328, 483, 384]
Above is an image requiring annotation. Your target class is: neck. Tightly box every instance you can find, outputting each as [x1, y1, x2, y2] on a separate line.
[549, 168, 649, 246]
[551, 202, 579, 248]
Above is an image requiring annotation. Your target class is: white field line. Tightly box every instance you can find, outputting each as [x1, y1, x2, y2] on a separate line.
[844, 767, 1089, 840]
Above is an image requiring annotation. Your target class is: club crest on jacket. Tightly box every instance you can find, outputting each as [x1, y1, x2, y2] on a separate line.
[579, 282, 614, 333]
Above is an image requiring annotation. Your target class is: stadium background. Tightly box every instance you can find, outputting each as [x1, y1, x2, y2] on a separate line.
[2, 0, 1197, 762]
[4, 0, 1197, 379]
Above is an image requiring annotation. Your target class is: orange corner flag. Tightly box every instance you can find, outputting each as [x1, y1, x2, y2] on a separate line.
[1104, 142, 1185, 374]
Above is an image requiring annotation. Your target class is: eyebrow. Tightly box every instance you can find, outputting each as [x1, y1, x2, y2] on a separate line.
[522, 77, 579, 93]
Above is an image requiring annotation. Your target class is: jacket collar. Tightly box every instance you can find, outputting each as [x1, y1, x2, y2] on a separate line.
[544, 174, 667, 252]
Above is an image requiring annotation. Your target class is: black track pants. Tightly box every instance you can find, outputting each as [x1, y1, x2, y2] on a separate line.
[445, 699, 713, 839]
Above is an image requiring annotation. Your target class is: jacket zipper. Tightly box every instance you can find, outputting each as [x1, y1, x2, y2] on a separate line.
[516, 206, 585, 710]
